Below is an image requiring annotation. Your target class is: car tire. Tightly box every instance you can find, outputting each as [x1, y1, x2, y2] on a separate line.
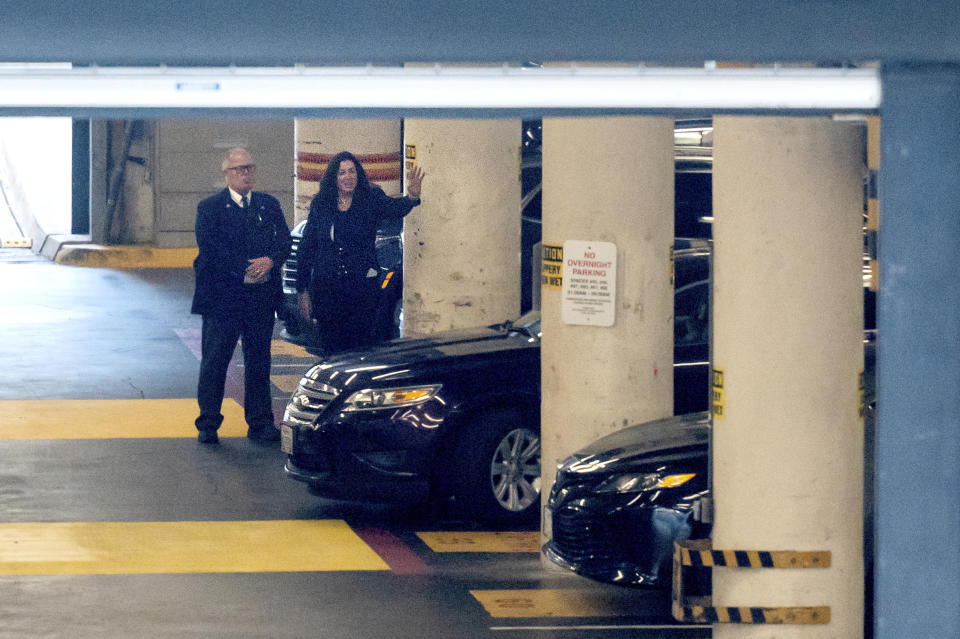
[452, 407, 541, 525]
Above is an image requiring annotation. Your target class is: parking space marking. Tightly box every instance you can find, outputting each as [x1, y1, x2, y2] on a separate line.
[470, 589, 653, 618]
[417, 531, 540, 553]
[0, 520, 389, 575]
[270, 339, 314, 359]
[0, 398, 247, 439]
[272, 374, 302, 394]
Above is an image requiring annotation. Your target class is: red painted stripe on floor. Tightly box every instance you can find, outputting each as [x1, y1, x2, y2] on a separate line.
[351, 527, 431, 576]
[175, 327, 245, 406]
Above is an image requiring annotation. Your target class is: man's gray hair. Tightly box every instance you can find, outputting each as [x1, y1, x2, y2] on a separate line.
[222, 147, 251, 171]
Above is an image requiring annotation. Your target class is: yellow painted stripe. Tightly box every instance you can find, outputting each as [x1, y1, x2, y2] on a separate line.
[0, 520, 388, 575]
[270, 339, 314, 358]
[867, 115, 880, 170]
[417, 531, 540, 553]
[763, 606, 831, 624]
[769, 550, 831, 568]
[55, 245, 198, 269]
[0, 398, 247, 439]
[272, 374, 302, 394]
[1, 237, 32, 248]
[470, 589, 644, 618]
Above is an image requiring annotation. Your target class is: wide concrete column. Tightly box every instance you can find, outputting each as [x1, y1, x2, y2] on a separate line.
[401, 119, 521, 335]
[294, 119, 402, 224]
[711, 117, 865, 638]
[539, 117, 675, 539]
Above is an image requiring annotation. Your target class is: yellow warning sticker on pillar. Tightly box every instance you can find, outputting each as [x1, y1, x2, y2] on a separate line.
[541, 244, 563, 289]
[405, 144, 416, 170]
[712, 368, 725, 419]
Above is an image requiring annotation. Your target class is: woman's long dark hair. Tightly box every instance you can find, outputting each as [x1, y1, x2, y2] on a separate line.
[314, 151, 372, 209]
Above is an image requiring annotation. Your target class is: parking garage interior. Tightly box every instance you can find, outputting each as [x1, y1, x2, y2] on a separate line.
[1, 4, 959, 639]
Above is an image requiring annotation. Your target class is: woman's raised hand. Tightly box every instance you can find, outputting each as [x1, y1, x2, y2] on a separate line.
[406, 165, 425, 199]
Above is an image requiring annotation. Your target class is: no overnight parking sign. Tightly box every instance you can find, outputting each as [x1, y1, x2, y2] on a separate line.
[561, 240, 617, 327]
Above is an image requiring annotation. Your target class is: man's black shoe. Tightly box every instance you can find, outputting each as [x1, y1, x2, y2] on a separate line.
[247, 427, 280, 442]
[198, 430, 219, 444]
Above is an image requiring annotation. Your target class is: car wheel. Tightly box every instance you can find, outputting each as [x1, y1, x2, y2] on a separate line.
[453, 408, 541, 524]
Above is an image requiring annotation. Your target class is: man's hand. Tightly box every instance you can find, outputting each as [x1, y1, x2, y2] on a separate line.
[297, 291, 312, 321]
[245, 257, 273, 284]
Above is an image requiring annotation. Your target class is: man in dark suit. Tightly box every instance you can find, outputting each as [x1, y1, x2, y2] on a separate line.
[191, 147, 291, 444]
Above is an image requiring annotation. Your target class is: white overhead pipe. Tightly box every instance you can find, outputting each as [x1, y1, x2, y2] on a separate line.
[0, 64, 881, 110]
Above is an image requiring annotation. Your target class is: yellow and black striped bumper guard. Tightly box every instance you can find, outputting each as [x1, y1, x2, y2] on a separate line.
[671, 538, 831, 625]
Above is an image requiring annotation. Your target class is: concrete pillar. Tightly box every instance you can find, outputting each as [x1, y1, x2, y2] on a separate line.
[539, 116, 675, 542]
[401, 119, 521, 335]
[876, 64, 960, 639]
[294, 119, 402, 225]
[89, 120, 109, 245]
[711, 116, 865, 638]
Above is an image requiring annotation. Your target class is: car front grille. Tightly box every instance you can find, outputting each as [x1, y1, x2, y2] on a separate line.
[283, 379, 339, 428]
[551, 504, 619, 562]
[282, 235, 300, 293]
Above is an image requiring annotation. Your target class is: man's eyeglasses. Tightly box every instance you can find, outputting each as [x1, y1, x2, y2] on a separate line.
[226, 164, 256, 174]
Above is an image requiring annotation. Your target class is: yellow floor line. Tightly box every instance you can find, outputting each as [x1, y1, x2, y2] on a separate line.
[417, 531, 540, 553]
[272, 374, 302, 394]
[470, 589, 648, 618]
[0, 520, 388, 575]
[54, 245, 197, 269]
[0, 398, 248, 439]
[270, 339, 314, 358]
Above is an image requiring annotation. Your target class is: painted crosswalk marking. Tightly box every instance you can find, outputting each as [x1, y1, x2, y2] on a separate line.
[0, 521, 388, 575]
[0, 398, 248, 439]
[471, 589, 653, 618]
[417, 531, 540, 553]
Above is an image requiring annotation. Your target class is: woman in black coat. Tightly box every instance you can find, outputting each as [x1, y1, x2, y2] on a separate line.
[296, 151, 425, 354]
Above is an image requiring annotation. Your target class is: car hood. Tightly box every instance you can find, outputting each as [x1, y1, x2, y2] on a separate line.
[559, 411, 710, 474]
[317, 323, 536, 371]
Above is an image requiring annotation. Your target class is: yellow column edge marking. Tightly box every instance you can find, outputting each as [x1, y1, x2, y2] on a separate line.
[0, 521, 388, 575]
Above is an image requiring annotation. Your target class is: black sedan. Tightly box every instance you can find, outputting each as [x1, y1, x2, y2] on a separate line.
[543, 411, 711, 587]
[543, 332, 876, 588]
[281, 311, 543, 525]
[280, 241, 711, 525]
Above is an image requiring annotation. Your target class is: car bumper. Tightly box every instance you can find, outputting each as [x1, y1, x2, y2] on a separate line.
[283, 455, 430, 504]
[280, 407, 447, 504]
[544, 496, 697, 588]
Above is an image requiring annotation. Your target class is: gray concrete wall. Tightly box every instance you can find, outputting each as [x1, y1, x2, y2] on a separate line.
[154, 120, 295, 248]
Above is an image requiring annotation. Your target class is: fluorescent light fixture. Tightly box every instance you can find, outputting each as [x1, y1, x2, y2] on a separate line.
[0, 64, 881, 110]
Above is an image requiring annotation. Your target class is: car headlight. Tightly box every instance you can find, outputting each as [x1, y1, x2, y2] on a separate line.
[341, 384, 442, 411]
[595, 472, 696, 494]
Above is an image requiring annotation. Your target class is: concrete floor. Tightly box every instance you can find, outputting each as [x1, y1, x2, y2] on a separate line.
[0, 247, 710, 639]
